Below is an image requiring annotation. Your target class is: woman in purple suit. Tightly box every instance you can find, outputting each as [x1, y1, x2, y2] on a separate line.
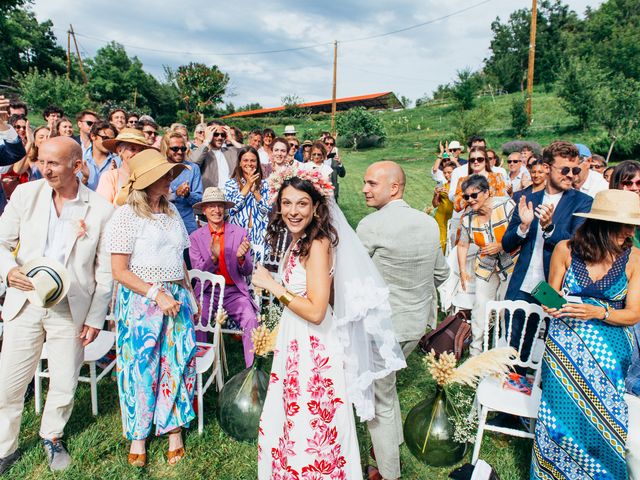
[189, 187, 259, 367]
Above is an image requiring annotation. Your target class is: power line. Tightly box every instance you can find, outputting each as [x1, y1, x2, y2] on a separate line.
[51, 0, 493, 58]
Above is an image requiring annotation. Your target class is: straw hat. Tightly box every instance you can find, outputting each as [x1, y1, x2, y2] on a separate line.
[193, 187, 235, 212]
[283, 125, 297, 135]
[103, 128, 155, 153]
[22, 257, 70, 308]
[574, 189, 640, 225]
[115, 149, 188, 206]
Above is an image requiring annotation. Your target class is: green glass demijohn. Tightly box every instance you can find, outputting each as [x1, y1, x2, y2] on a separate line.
[218, 356, 269, 441]
[403, 385, 467, 467]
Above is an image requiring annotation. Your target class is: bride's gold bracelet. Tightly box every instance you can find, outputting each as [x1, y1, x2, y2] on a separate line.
[278, 289, 296, 306]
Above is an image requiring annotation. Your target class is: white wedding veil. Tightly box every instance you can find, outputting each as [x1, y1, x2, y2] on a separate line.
[329, 199, 407, 422]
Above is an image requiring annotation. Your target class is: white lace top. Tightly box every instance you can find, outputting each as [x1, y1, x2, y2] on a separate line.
[105, 204, 189, 283]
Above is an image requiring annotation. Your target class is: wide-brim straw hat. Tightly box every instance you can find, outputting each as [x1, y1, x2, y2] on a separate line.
[115, 149, 188, 206]
[574, 189, 640, 225]
[22, 257, 70, 308]
[103, 128, 156, 153]
[193, 186, 235, 212]
[448, 140, 464, 152]
[283, 125, 297, 134]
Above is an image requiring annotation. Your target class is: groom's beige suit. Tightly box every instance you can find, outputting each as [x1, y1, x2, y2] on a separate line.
[0, 179, 113, 457]
[357, 199, 449, 480]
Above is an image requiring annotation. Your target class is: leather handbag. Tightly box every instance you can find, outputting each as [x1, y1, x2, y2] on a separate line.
[419, 310, 471, 360]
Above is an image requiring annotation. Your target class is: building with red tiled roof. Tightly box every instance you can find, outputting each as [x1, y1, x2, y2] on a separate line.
[222, 91, 402, 118]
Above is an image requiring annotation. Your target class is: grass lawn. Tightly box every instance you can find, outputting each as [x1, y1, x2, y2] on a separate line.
[8, 91, 595, 479]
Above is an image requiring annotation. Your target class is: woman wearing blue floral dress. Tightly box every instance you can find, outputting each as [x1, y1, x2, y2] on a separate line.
[106, 149, 198, 468]
[532, 190, 640, 480]
[224, 146, 270, 260]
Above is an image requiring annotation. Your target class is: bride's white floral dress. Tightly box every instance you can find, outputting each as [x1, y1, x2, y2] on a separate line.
[257, 241, 361, 480]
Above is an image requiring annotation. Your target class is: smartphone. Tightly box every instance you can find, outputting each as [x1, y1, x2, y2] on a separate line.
[327, 152, 336, 159]
[531, 281, 566, 309]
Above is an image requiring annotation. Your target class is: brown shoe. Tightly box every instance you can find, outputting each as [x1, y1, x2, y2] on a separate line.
[167, 428, 185, 465]
[127, 453, 146, 468]
[366, 465, 383, 480]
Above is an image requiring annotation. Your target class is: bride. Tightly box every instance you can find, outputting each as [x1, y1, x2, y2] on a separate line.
[252, 166, 405, 479]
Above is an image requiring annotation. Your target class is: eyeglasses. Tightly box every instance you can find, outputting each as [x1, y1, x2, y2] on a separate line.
[507, 160, 520, 164]
[14, 125, 27, 130]
[470, 157, 486, 163]
[96, 134, 115, 141]
[551, 165, 582, 176]
[143, 130, 156, 136]
[590, 164, 605, 170]
[621, 180, 640, 189]
[169, 146, 188, 153]
[213, 132, 227, 138]
[462, 192, 485, 201]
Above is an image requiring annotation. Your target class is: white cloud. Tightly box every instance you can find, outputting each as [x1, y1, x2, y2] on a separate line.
[32, 0, 603, 108]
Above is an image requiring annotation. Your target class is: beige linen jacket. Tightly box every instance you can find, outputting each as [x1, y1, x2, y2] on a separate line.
[0, 180, 114, 329]
[356, 199, 450, 342]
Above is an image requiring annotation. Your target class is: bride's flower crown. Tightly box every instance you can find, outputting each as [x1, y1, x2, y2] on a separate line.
[267, 164, 334, 203]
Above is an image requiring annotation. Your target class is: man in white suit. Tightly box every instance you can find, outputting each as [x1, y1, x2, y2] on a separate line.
[357, 161, 449, 480]
[0, 137, 114, 473]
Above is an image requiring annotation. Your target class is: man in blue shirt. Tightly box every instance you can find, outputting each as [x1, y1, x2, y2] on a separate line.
[0, 96, 27, 213]
[626, 326, 640, 480]
[80, 121, 120, 191]
[165, 131, 203, 234]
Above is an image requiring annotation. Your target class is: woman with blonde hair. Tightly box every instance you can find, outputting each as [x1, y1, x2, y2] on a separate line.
[106, 149, 198, 467]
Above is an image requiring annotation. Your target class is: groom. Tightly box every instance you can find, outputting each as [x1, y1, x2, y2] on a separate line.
[357, 161, 449, 480]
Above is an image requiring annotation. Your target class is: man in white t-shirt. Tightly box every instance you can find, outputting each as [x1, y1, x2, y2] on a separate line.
[502, 141, 592, 366]
[573, 144, 609, 198]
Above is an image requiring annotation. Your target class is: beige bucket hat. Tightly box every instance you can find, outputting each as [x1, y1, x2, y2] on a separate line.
[193, 187, 235, 212]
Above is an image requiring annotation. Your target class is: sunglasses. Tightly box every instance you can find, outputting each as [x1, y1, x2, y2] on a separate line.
[311, 153, 324, 157]
[462, 191, 485, 201]
[96, 134, 115, 141]
[590, 164, 605, 170]
[84, 120, 95, 127]
[507, 160, 520, 164]
[552, 165, 582, 176]
[169, 146, 188, 153]
[213, 132, 227, 138]
[264, 134, 274, 139]
[143, 130, 156, 136]
[289, 144, 299, 149]
[14, 125, 27, 130]
[470, 157, 486, 163]
[127, 120, 138, 125]
[195, 130, 205, 134]
[621, 180, 640, 188]
[324, 142, 335, 146]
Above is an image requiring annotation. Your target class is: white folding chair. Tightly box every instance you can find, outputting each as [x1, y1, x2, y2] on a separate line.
[189, 268, 225, 434]
[35, 328, 117, 416]
[471, 300, 550, 464]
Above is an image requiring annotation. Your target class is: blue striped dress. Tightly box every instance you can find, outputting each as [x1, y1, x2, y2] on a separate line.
[532, 248, 634, 480]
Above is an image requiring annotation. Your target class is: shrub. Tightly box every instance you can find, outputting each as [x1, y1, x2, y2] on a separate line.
[556, 59, 603, 130]
[335, 107, 386, 149]
[450, 103, 493, 142]
[510, 95, 529, 137]
[15, 68, 95, 115]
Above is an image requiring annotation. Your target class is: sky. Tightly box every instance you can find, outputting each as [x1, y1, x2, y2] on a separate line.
[33, 0, 603, 109]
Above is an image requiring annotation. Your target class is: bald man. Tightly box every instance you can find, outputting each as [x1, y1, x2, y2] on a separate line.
[0, 137, 114, 474]
[357, 161, 449, 480]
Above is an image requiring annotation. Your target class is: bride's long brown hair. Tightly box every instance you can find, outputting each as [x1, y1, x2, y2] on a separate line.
[267, 177, 338, 261]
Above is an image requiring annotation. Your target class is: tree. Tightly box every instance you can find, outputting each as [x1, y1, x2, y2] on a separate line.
[175, 62, 229, 116]
[484, 1, 579, 92]
[510, 95, 530, 137]
[85, 42, 179, 124]
[595, 73, 640, 158]
[451, 68, 481, 110]
[0, 2, 66, 82]
[556, 58, 603, 129]
[335, 107, 386, 149]
[396, 93, 412, 108]
[15, 68, 94, 114]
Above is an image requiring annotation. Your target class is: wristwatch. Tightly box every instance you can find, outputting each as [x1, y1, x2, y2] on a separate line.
[602, 304, 611, 322]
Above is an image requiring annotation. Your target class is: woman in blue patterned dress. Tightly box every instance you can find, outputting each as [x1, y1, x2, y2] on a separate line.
[106, 149, 198, 467]
[532, 190, 640, 480]
[224, 146, 270, 259]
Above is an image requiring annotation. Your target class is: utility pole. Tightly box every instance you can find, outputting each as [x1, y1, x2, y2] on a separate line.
[525, 0, 538, 123]
[69, 24, 88, 84]
[66, 31, 71, 79]
[330, 40, 338, 135]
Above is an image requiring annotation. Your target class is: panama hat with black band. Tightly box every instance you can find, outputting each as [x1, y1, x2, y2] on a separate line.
[102, 128, 156, 154]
